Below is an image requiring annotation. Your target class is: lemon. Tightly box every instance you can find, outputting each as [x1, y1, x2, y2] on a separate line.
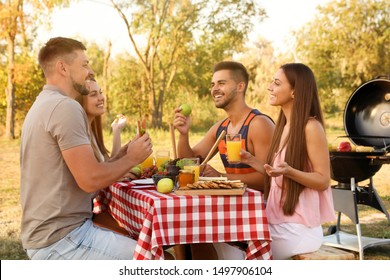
[157, 178, 174, 193]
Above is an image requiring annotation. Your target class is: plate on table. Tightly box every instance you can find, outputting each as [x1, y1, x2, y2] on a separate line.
[132, 178, 154, 185]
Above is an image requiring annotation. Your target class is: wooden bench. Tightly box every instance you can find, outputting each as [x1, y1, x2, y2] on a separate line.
[292, 245, 356, 260]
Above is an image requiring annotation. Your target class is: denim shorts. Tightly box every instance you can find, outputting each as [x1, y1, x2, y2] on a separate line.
[26, 219, 137, 260]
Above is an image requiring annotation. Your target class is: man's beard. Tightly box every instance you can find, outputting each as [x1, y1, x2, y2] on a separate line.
[215, 88, 237, 109]
[72, 79, 89, 96]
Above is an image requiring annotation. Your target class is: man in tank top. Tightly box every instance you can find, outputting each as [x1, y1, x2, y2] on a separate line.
[173, 61, 275, 191]
[173, 61, 275, 260]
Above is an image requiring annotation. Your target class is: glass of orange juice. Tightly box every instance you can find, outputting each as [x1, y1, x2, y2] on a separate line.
[155, 150, 170, 168]
[140, 155, 154, 169]
[226, 134, 242, 164]
[182, 158, 200, 182]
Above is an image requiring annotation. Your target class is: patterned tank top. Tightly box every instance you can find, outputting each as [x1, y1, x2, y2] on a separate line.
[216, 109, 272, 174]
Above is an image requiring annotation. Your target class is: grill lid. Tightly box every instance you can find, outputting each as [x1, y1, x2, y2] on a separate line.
[344, 76, 390, 150]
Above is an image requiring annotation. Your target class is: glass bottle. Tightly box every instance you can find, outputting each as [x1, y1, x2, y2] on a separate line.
[178, 169, 195, 187]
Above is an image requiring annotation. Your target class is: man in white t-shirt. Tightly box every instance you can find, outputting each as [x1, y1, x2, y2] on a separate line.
[20, 37, 153, 259]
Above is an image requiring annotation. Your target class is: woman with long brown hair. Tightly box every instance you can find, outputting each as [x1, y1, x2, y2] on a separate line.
[75, 78, 130, 233]
[240, 63, 335, 259]
[76, 78, 127, 162]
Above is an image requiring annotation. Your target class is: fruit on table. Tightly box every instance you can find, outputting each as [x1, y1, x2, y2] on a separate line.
[338, 141, 352, 152]
[141, 165, 158, 178]
[163, 158, 185, 176]
[130, 166, 142, 177]
[166, 164, 181, 176]
[180, 103, 192, 116]
[175, 159, 185, 169]
[157, 178, 175, 193]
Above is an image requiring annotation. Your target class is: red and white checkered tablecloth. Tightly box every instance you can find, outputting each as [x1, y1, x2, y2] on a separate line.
[93, 181, 272, 260]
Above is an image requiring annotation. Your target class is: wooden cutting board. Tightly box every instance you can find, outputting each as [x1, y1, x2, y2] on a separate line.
[175, 186, 246, 196]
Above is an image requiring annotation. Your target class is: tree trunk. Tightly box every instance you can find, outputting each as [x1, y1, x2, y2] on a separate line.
[151, 102, 163, 128]
[150, 88, 165, 129]
[5, 37, 15, 140]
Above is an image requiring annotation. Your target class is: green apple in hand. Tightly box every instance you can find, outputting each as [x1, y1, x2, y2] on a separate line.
[180, 103, 192, 116]
[157, 178, 175, 193]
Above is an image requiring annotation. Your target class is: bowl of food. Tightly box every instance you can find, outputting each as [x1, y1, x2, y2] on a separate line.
[152, 174, 177, 186]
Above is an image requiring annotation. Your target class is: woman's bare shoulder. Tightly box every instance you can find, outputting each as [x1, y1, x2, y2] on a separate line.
[305, 118, 325, 136]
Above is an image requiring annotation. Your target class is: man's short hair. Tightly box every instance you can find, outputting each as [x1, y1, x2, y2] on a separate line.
[38, 37, 86, 76]
[213, 61, 249, 93]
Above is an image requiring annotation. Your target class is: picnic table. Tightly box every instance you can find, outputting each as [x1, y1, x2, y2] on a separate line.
[93, 181, 272, 260]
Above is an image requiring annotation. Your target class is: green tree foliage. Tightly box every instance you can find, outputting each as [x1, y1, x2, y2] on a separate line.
[110, 0, 265, 128]
[108, 54, 145, 125]
[0, 0, 23, 139]
[294, 0, 390, 114]
[0, 0, 69, 138]
[238, 37, 288, 122]
[13, 54, 45, 136]
[87, 42, 106, 76]
[0, 53, 46, 137]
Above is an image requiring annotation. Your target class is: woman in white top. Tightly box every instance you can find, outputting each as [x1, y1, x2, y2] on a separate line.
[76, 78, 129, 233]
[76, 78, 127, 162]
[76, 78, 175, 260]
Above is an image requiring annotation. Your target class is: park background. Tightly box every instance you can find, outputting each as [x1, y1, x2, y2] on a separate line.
[0, 0, 389, 259]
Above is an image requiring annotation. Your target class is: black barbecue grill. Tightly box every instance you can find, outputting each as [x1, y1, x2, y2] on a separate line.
[323, 76, 390, 260]
[330, 75, 390, 182]
[330, 147, 386, 184]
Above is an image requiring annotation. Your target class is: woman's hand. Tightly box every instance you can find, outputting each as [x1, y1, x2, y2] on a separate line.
[111, 114, 127, 132]
[264, 162, 290, 177]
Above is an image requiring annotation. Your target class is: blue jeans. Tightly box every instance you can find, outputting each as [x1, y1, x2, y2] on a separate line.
[26, 219, 137, 260]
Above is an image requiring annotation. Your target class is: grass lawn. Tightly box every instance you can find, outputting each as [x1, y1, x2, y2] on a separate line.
[1, 126, 389, 260]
